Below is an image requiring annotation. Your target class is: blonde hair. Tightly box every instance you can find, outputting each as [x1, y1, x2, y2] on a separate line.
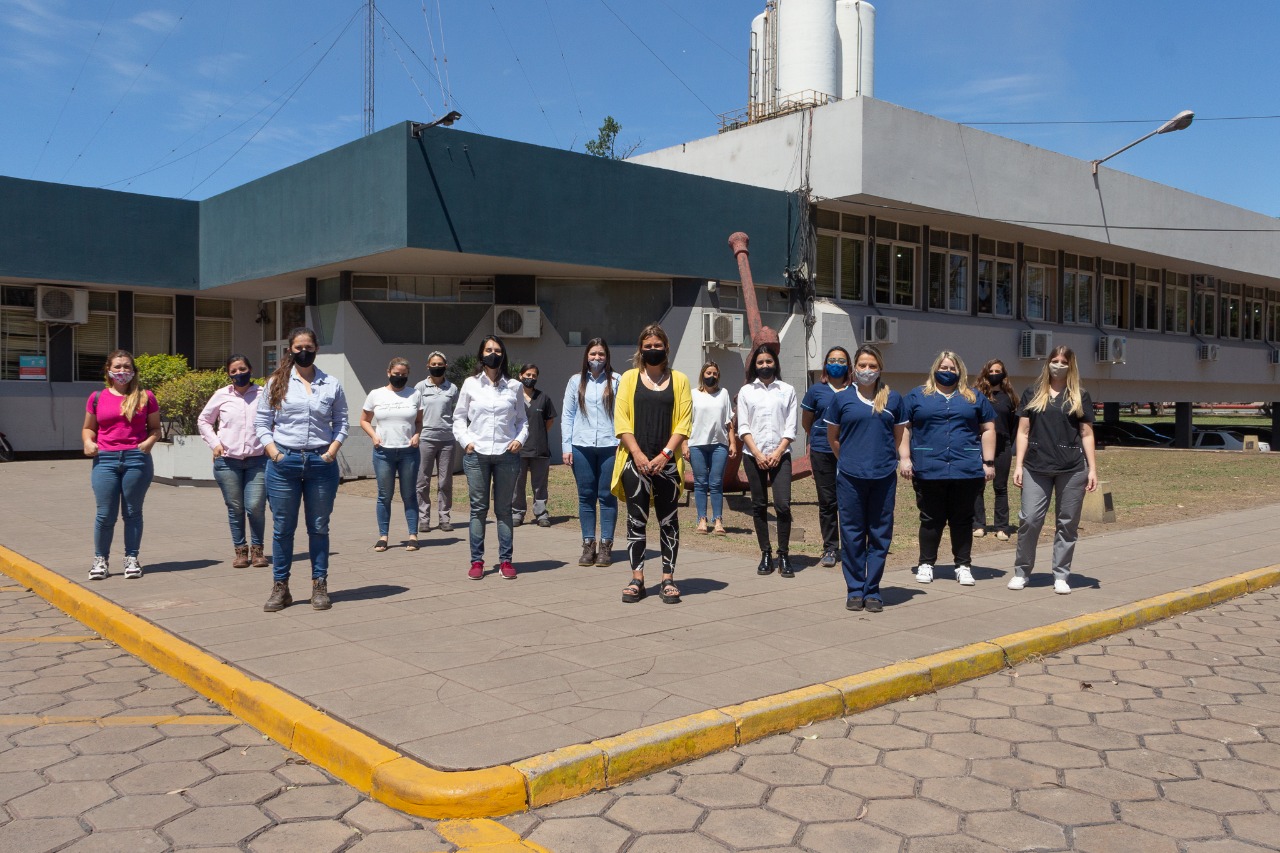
[630, 323, 670, 371]
[102, 350, 146, 421]
[1025, 346, 1084, 416]
[852, 344, 892, 414]
[923, 350, 976, 404]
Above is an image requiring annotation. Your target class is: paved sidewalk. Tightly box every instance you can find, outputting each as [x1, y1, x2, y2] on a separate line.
[1, 459, 1277, 773]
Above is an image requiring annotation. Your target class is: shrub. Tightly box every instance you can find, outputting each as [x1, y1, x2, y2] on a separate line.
[154, 370, 228, 437]
[135, 353, 189, 390]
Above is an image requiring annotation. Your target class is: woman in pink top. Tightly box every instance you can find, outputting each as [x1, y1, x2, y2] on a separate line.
[199, 354, 269, 569]
[82, 350, 161, 581]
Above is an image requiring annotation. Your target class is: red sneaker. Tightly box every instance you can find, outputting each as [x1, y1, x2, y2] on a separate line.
[498, 561, 517, 580]
[468, 561, 484, 580]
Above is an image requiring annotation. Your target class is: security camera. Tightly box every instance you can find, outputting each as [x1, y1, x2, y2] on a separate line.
[706, 280, 718, 293]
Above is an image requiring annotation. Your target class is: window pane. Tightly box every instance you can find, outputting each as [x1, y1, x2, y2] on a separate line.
[2, 286, 36, 307]
[75, 314, 116, 381]
[995, 261, 1013, 317]
[280, 299, 307, 336]
[133, 294, 173, 316]
[815, 234, 836, 298]
[1062, 272, 1076, 323]
[195, 319, 233, 371]
[195, 298, 233, 319]
[977, 259, 994, 314]
[1025, 267, 1046, 321]
[537, 279, 673, 347]
[839, 237, 862, 301]
[875, 243, 892, 304]
[948, 254, 968, 312]
[134, 316, 173, 356]
[815, 209, 840, 230]
[897, 224, 920, 244]
[894, 246, 915, 307]
[0, 309, 45, 380]
[260, 301, 277, 342]
[928, 252, 946, 310]
[1077, 274, 1093, 324]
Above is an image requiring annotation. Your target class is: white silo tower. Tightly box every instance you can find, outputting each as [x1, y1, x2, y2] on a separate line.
[749, 11, 769, 119]
[775, 0, 839, 104]
[835, 1, 875, 98]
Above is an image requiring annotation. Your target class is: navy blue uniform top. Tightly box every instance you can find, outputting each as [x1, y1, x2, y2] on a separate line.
[801, 381, 848, 455]
[823, 388, 906, 479]
[902, 386, 996, 480]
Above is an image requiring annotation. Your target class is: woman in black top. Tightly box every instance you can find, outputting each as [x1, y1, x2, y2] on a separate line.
[973, 359, 1018, 540]
[1010, 346, 1098, 595]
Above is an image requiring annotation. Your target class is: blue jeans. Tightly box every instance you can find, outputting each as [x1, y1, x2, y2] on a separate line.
[688, 443, 729, 522]
[571, 445, 617, 540]
[462, 450, 519, 563]
[372, 446, 420, 536]
[266, 449, 339, 582]
[91, 449, 154, 557]
[837, 471, 897, 601]
[212, 455, 267, 547]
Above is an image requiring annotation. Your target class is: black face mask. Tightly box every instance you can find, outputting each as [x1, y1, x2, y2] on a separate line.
[230, 373, 253, 388]
[987, 373, 1005, 385]
[756, 365, 776, 381]
[521, 377, 537, 389]
[703, 376, 718, 388]
[429, 365, 446, 378]
[641, 348, 666, 366]
[291, 349, 316, 368]
[389, 375, 408, 389]
[481, 353, 503, 370]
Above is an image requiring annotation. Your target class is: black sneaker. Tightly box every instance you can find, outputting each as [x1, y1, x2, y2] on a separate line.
[821, 550, 838, 568]
[846, 596, 864, 611]
[865, 598, 883, 613]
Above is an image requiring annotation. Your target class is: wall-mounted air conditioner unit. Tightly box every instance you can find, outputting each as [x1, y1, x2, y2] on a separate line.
[1020, 329, 1053, 359]
[702, 311, 744, 347]
[1098, 335, 1127, 364]
[1196, 344, 1220, 362]
[36, 286, 89, 324]
[862, 315, 897, 345]
[493, 305, 541, 339]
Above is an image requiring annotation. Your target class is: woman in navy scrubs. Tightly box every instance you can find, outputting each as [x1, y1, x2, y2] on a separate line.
[825, 345, 906, 612]
[802, 346, 852, 568]
[899, 351, 996, 587]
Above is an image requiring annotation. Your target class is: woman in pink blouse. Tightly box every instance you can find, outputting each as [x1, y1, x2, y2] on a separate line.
[199, 354, 270, 569]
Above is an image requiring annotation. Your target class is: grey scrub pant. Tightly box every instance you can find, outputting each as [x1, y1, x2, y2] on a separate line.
[416, 438, 456, 528]
[513, 457, 551, 523]
[1013, 467, 1088, 581]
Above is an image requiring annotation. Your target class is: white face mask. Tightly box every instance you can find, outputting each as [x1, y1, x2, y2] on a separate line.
[109, 370, 134, 384]
[855, 368, 880, 385]
[1048, 363, 1069, 378]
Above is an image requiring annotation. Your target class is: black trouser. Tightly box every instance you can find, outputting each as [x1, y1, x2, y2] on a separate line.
[743, 454, 793, 553]
[913, 477, 985, 566]
[973, 435, 1013, 532]
[619, 458, 681, 574]
[810, 450, 839, 552]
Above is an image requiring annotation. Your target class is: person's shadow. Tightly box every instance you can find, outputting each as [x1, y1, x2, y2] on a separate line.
[144, 559, 219, 573]
[668, 577, 729, 597]
[328, 584, 409, 603]
[880, 586, 928, 606]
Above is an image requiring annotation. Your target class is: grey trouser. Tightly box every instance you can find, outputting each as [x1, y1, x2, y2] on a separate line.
[416, 439, 455, 527]
[1013, 468, 1088, 580]
[513, 457, 550, 522]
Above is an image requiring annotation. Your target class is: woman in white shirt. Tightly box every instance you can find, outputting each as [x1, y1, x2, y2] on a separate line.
[453, 335, 528, 580]
[361, 358, 424, 552]
[683, 361, 736, 536]
[737, 344, 799, 578]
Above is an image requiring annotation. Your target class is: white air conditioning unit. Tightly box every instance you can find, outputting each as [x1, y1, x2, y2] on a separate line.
[1020, 329, 1053, 359]
[702, 311, 744, 347]
[1098, 335, 1127, 364]
[862, 315, 898, 345]
[1197, 344, 1220, 362]
[1269, 350, 1280, 366]
[36, 286, 89, 324]
[492, 305, 541, 339]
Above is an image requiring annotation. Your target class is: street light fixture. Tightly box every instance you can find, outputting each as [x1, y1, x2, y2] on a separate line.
[410, 110, 463, 138]
[1091, 110, 1194, 175]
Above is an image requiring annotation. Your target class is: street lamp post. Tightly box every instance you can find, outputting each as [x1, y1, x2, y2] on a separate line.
[1090, 110, 1194, 175]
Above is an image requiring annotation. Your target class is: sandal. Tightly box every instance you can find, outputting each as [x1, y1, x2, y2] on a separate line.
[659, 577, 681, 604]
[695, 518, 708, 534]
[712, 519, 727, 536]
[622, 577, 647, 604]
[373, 537, 389, 552]
[405, 537, 419, 552]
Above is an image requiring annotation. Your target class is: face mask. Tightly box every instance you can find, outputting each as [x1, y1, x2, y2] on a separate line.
[231, 373, 253, 388]
[481, 353, 503, 370]
[703, 376, 718, 388]
[588, 358, 606, 373]
[934, 370, 959, 387]
[521, 377, 537, 389]
[825, 363, 848, 380]
[291, 349, 316, 368]
[389, 375, 408, 389]
[987, 372, 1005, 385]
[756, 365, 776, 381]
[641, 349, 666, 367]
[428, 365, 446, 378]
[109, 370, 134, 385]
[1048, 362, 1069, 378]
[855, 368, 880, 385]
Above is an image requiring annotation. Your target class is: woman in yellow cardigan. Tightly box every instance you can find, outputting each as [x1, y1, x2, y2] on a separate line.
[612, 323, 693, 604]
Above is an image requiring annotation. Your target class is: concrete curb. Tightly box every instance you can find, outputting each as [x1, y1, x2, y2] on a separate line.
[3, 544, 1276, 818]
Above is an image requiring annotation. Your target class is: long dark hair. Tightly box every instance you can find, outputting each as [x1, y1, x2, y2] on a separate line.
[267, 327, 316, 411]
[578, 337, 615, 417]
[745, 343, 780, 383]
[975, 358, 1015, 402]
[226, 353, 253, 374]
[474, 335, 510, 380]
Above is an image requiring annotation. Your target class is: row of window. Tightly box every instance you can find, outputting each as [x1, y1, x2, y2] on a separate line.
[814, 214, 1280, 341]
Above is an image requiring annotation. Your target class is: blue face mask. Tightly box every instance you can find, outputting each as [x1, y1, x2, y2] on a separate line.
[230, 372, 253, 387]
[825, 363, 848, 380]
[934, 370, 959, 387]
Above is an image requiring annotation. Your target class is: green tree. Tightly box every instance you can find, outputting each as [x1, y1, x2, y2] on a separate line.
[154, 370, 227, 437]
[585, 116, 641, 160]
[134, 353, 189, 390]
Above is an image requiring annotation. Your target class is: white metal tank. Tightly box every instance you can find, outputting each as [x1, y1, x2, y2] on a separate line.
[775, 0, 839, 102]
[750, 12, 767, 115]
[835, 1, 875, 98]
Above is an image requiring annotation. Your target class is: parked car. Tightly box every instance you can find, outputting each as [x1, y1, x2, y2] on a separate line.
[1091, 423, 1169, 449]
[1109, 422, 1174, 446]
[1192, 430, 1270, 452]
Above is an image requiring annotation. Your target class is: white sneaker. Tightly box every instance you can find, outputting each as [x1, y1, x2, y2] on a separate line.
[916, 563, 934, 584]
[123, 556, 143, 579]
[89, 557, 109, 581]
[1054, 579, 1071, 595]
[1007, 575, 1027, 590]
[973, 528, 986, 539]
[956, 565, 975, 586]
[995, 530, 1010, 541]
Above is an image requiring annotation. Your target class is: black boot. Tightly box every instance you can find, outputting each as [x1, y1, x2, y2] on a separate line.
[757, 549, 774, 575]
[777, 552, 794, 578]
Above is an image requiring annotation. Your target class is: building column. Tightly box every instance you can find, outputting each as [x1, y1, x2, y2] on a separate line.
[1174, 402, 1193, 449]
[1272, 404, 1280, 452]
[1103, 402, 1120, 423]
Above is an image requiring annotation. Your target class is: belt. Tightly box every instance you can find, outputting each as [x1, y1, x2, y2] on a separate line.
[277, 445, 329, 454]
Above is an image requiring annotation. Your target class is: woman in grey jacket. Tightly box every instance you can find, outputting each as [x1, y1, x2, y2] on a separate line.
[414, 351, 460, 533]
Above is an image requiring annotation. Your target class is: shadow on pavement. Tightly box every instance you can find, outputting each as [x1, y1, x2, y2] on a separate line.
[145, 559, 220, 573]
[329, 584, 410, 602]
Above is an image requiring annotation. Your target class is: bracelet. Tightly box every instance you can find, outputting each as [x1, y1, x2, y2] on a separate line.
[661, 447, 674, 459]
[983, 459, 995, 465]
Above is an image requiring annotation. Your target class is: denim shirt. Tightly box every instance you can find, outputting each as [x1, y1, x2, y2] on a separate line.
[561, 371, 621, 454]
[902, 386, 995, 480]
[254, 367, 350, 449]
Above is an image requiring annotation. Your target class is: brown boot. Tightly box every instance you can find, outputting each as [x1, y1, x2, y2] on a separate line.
[250, 545, 269, 568]
[263, 581, 291, 612]
[595, 540, 614, 568]
[578, 539, 596, 566]
[311, 579, 332, 610]
[232, 546, 250, 569]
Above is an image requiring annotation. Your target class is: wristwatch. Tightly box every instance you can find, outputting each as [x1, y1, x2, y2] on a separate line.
[661, 448, 674, 460]
[983, 459, 996, 465]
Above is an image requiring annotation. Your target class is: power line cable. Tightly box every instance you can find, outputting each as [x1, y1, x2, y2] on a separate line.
[418, 0, 448, 108]
[596, 0, 719, 119]
[653, 0, 745, 68]
[377, 9, 480, 133]
[961, 114, 1280, 127]
[488, 2, 561, 147]
[542, 0, 588, 133]
[380, 18, 437, 119]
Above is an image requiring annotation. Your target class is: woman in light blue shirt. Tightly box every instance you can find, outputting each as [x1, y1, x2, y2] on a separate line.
[561, 338, 621, 568]
[255, 327, 349, 613]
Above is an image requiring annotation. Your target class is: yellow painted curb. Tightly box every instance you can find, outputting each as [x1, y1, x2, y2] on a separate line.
[989, 626, 1075, 665]
[723, 683, 845, 745]
[372, 758, 528, 818]
[512, 743, 606, 808]
[827, 661, 932, 714]
[592, 710, 737, 786]
[1244, 566, 1280, 591]
[918, 642, 1007, 690]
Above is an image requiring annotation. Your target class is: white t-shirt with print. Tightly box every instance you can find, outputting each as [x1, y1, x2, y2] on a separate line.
[363, 387, 421, 448]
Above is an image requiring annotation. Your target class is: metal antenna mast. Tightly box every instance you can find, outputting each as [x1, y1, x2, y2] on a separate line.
[363, 0, 375, 135]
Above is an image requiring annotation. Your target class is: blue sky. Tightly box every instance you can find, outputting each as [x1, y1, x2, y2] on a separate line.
[2, 0, 1277, 215]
